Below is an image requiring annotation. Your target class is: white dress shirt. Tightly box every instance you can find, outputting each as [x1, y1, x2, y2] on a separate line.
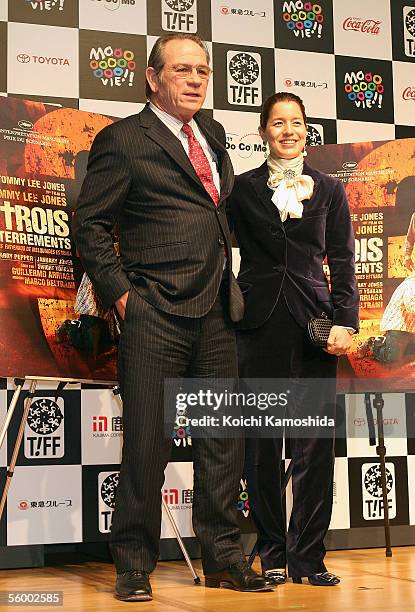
[149, 102, 221, 194]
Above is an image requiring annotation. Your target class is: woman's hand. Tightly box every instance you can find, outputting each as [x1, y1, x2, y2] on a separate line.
[324, 325, 353, 356]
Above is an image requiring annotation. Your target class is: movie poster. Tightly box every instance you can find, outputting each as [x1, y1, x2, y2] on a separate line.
[0, 97, 118, 381]
[308, 138, 415, 392]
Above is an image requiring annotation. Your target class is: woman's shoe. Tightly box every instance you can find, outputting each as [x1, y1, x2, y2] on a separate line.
[263, 569, 287, 585]
[292, 572, 340, 586]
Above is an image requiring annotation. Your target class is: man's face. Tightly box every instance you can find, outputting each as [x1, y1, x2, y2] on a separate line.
[146, 38, 210, 123]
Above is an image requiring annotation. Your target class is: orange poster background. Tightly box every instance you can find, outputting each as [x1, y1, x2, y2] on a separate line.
[0, 97, 117, 381]
[308, 138, 415, 392]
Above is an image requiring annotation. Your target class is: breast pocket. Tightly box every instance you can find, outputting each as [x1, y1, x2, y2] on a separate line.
[138, 241, 189, 265]
[301, 210, 326, 220]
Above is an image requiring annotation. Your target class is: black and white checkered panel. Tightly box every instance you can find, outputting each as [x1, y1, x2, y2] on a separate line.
[0, 0, 414, 545]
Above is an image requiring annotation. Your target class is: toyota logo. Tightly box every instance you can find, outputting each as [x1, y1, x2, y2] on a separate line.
[17, 53, 30, 63]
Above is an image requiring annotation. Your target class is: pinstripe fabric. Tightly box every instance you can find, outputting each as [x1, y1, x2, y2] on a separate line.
[149, 102, 221, 194]
[73, 104, 243, 322]
[73, 104, 245, 574]
[111, 288, 244, 573]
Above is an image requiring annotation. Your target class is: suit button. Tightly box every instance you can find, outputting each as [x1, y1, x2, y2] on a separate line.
[270, 225, 282, 237]
[218, 237, 225, 246]
[273, 264, 285, 272]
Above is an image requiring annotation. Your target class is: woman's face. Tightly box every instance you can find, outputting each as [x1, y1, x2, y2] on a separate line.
[259, 100, 307, 160]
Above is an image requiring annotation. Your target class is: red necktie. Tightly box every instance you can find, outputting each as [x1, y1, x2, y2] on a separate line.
[181, 123, 220, 206]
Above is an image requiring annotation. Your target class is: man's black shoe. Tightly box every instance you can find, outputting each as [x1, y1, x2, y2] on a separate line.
[205, 561, 273, 592]
[115, 570, 153, 601]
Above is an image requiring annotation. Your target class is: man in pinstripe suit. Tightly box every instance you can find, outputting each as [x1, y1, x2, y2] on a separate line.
[73, 34, 269, 601]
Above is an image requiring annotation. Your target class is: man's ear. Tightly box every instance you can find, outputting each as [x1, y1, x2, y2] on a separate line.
[145, 67, 159, 94]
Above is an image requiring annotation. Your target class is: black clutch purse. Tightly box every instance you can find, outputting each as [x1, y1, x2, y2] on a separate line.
[307, 312, 333, 348]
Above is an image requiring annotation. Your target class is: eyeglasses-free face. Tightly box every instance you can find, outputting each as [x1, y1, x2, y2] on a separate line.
[259, 100, 307, 160]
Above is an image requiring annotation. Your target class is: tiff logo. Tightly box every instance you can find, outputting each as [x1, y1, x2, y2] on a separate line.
[227, 51, 262, 107]
[404, 6, 415, 57]
[362, 462, 396, 521]
[161, 0, 198, 33]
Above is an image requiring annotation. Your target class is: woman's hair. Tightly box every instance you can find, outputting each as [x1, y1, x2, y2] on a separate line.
[259, 92, 307, 129]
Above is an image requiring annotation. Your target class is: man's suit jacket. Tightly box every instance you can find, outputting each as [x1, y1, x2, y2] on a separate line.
[229, 161, 359, 330]
[73, 104, 243, 322]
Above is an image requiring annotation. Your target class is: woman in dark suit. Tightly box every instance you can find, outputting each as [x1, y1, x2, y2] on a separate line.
[230, 92, 359, 587]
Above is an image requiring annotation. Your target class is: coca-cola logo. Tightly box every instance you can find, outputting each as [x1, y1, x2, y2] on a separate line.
[343, 17, 381, 35]
[403, 87, 415, 101]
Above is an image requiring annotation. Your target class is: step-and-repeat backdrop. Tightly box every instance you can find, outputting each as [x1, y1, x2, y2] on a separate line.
[1, 0, 415, 549]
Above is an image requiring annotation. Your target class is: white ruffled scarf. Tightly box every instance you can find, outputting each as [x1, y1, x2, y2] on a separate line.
[267, 154, 314, 222]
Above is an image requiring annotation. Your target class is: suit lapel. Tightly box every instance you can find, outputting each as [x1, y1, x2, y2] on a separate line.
[250, 161, 282, 223]
[140, 105, 203, 190]
[139, 105, 232, 207]
[302, 161, 321, 193]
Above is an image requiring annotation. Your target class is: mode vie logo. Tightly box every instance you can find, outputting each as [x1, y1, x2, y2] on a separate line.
[344, 69, 384, 110]
[27, 0, 65, 10]
[89, 45, 136, 88]
[282, 1, 324, 39]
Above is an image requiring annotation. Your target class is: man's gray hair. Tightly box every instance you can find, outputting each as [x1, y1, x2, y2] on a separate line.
[145, 33, 210, 99]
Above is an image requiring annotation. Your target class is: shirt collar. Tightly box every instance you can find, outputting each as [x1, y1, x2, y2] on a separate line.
[149, 102, 197, 138]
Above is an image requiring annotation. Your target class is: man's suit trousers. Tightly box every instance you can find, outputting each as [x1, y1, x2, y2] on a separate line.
[110, 285, 244, 574]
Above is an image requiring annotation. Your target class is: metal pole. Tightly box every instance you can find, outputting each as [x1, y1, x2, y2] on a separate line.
[373, 393, 392, 557]
[0, 378, 25, 452]
[162, 496, 200, 583]
[0, 380, 37, 521]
